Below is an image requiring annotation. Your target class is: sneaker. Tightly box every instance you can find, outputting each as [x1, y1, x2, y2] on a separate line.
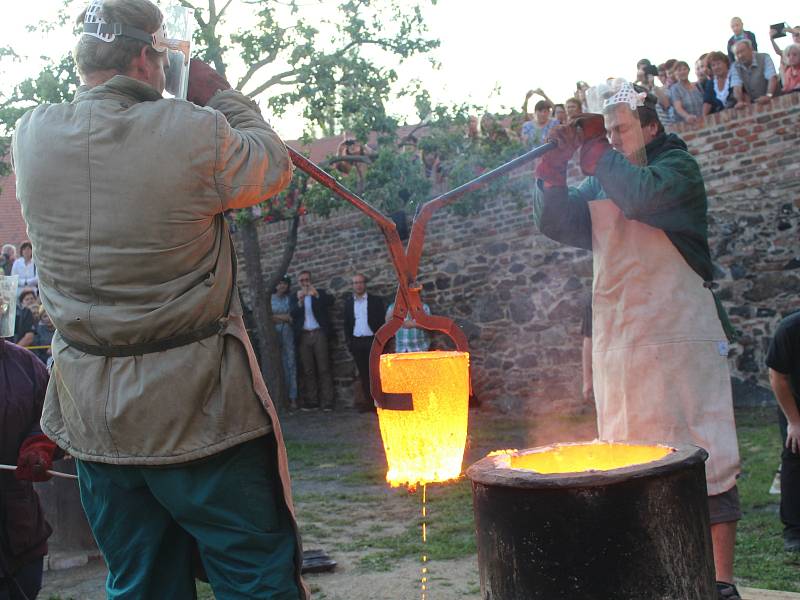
[322, 407, 334, 413]
[785, 536, 800, 553]
[300, 406, 318, 412]
[716, 581, 741, 599]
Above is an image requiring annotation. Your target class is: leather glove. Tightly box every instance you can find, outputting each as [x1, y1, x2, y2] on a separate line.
[572, 113, 606, 142]
[15, 434, 57, 482]
[572, 113, 611, 176]
[580, 137, 611, 176]
[187, 58, 232, 107]
[534, 125, 580, 187]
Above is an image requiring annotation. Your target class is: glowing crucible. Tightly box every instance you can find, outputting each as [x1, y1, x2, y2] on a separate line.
[376, 350, 470, 488]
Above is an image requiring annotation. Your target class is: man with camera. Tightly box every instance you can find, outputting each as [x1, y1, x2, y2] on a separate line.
[12, 0, 306, 597]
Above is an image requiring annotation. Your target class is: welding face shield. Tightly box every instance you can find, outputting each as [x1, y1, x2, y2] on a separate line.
[0, 276, 19, 339]
[82, 0, 195, 99]
[586, 78, 648, 166]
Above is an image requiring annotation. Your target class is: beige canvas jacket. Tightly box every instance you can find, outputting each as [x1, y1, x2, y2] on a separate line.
[13, 75, 310, 596]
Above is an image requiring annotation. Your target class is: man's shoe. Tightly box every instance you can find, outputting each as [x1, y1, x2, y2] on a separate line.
[784, 536, 800, 552]
[322, 407, 334, 413]
[716, 581, 742, 599]
[300, 406, 318, 412]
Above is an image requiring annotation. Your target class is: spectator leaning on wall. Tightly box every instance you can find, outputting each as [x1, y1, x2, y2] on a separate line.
[731, 40, 778, 105]
[670, 60, 705, 123]
[780, 44, 800, 93]
[704, 51, 736, 114]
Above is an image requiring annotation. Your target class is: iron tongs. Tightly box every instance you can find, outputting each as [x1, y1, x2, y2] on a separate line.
[287, 141, 554, 409]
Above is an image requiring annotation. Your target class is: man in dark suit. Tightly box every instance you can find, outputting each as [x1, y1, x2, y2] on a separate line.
[291, 270, 335, 411]
[343, 273, 385, 412]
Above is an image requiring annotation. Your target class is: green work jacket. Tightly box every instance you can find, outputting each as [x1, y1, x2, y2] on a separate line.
[532, 133, 734, 340]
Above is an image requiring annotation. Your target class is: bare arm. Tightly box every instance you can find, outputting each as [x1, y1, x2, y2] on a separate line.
[770, 368, 800, 454]
[733, 85, 748, 105]
[672, 98, 696, 122]
[767, 75, 779, 96]
[770, 34, 782, 58]
[16, 332, 34, 347]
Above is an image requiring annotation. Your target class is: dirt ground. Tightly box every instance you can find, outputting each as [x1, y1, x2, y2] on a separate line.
[40, 407, 581, 600]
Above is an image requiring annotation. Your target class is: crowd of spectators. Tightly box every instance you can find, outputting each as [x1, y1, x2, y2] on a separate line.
[631, 17, 797, 125]
[264, 270, 434, 412]
[0, 240, 53, 367]
[472, 16, 798, 145]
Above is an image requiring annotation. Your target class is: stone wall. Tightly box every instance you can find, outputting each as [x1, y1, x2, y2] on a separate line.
[243, 93, 800, 412]
[676, 94, 800, 401]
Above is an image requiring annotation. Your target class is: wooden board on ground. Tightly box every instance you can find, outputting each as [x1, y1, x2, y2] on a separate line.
[742, 587, 800, 599]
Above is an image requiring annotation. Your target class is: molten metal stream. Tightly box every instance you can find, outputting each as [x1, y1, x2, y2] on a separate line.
[420, 483, 428, 600]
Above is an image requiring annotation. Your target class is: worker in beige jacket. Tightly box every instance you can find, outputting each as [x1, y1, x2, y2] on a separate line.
[12, 0, 307, 598]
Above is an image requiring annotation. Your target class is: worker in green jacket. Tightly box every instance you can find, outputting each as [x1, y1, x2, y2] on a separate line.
[532, 80, 742, 600]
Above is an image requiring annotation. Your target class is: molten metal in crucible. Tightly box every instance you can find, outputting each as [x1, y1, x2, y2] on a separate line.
[287, 141, 554, 488]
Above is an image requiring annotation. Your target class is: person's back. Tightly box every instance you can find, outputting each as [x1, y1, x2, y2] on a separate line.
[16, 84, 237, 346]
[10, 2, 304, 597]
[13, 74, 293, 463]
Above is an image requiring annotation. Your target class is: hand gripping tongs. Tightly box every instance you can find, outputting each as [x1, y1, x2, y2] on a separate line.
[287, 140, 555, 410]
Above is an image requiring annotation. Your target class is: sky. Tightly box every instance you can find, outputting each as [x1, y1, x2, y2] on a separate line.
[1, 0, 794, 138]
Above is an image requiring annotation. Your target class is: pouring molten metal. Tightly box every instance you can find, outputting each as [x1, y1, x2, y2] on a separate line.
[377, 351, 470, 488]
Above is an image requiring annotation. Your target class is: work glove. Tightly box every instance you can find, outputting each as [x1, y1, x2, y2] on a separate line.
[572, 113, 606, 142]
[572, 114, 610, 176]
[534, 125, 580, 188]
[187, 58, 232, 107]
[15, 434, 58, 482]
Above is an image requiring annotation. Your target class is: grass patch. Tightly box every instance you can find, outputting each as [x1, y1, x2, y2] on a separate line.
[734, 407, 799, 592]
[279, 407, 800, 592]
[346, 479, 477, 571]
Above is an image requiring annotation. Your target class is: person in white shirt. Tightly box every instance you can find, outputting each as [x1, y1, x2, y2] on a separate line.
[343, 273, 385, 412]
[11, 242, 38, 296]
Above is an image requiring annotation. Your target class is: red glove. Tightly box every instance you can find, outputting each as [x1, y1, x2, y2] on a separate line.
[15, 434, 58, 482]
[569, 113, 610, 175]
[534, 125, 580, 187]
[187, 58, 232, 107]
[580, 137, 611, 176]
[572, 113, 606, 142]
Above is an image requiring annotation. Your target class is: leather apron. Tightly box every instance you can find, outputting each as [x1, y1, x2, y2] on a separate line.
[589, 199, 740, 496]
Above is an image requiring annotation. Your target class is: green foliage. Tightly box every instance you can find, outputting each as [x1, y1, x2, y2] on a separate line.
[0, 50, 80, 178]
[300, 144, 432, 219]
[192, 0, 439, 139]
[414, 103, 530, 215]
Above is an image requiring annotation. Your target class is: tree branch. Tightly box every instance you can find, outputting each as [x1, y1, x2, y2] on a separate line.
[264, 215, 300, 294]
[214, 0, 235, 24]
[245, 70, 300, 98]
[237, 49, 280, 90]
[178, 0, 208, 29]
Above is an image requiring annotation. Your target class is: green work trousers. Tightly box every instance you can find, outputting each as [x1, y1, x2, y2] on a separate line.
[75, 435, 300, 600]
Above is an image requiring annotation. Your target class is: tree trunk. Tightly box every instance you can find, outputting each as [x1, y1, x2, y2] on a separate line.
[239, 218, 288, 410]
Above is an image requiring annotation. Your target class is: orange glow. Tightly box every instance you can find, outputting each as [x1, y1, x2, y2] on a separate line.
[497, 441, 674, 474]
[377, 351, 470, 488]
